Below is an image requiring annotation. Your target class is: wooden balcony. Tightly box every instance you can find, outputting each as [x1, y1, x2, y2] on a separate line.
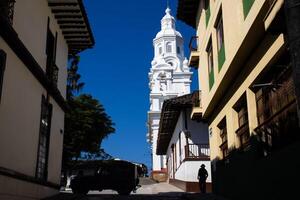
[235, 123, 250, 150]
[255, 74, 300, 155]
[184, 144, 210, 161]
[188, 36, 200, 69]
[191, 90, 203, 121]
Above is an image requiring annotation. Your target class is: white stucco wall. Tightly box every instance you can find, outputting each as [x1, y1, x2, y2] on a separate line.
[0, 0, 68, 195]
[151, 128, 166, 171]
[13, 0, 68, 98]
[166, 109, 211, 183]
[47, 98, 65, 184]
[175, 160, 212, 183]
[0, 37, 65, 185]
[0, 38, 44, 176]
[0, 174, 58, 200]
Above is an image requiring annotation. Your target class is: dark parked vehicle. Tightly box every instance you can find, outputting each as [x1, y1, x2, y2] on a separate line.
[70, 160, 139, 195]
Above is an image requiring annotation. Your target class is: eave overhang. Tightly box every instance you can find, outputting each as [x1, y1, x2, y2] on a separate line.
[176, 0, 200, 29]
[48, 0, 95, 55]
[156, 91, 200, 155]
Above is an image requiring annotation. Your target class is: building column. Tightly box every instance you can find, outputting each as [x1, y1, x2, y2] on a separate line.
[226, 109, 238, 149]
[246, 88, 258, 135]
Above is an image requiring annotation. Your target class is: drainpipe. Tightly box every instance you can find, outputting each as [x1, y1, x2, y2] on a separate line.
[284, 0, 300, 125]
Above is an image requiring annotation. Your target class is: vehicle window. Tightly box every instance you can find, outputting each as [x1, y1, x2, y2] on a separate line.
[84, 169, 95, 176]
[99, 167, 111, 176]
[96, 167, 102, 174]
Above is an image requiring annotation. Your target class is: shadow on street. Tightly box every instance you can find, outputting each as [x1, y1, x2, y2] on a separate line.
[43, 192, 228, 200]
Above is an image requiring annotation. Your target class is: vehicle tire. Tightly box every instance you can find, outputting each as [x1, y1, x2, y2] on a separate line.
[72, 188, 88, 195]
[117, 189, 131, 195]
[71, 188, 80, 194]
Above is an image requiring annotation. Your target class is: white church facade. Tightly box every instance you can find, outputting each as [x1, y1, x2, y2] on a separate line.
[147, 7, 192, 182]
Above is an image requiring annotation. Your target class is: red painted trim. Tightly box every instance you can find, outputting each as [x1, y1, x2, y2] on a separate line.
[152, 170, 167, 174]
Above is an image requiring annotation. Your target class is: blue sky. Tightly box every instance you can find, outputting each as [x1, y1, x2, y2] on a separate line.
[78, 0, 197, 171]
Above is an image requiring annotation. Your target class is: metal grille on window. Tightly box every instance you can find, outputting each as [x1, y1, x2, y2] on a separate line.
[218, 118, 228, 158]
[0, 50, 7, 102]
[46, 23, 59, 85]
[36, 97, 52, 180]
[0, 0, 15, 25]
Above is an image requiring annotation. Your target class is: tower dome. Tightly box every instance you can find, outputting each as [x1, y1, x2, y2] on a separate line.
[155, 7, 182, 39]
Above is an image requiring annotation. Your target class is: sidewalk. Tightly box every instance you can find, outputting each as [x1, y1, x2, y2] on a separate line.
[182, 193, 230, 200]
[137, 182, 184, 195]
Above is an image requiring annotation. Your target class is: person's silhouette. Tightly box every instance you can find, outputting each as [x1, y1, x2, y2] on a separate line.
[198, 164, 208, 193]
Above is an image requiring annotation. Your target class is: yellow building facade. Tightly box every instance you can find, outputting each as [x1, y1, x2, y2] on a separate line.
[178, 0, 300, 199]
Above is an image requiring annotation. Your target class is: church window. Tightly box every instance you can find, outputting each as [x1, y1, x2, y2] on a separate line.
[159, 46, 162, 55]
[0, 50, 6, 102]
[166, 43, 172, 53]
[177, 46, 180, 54]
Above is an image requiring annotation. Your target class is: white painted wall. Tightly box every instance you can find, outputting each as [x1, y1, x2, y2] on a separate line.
[13, 0, 68, 98]
[175, 160, 212, 182]
[0, 38, 44, 176]
[166, 109, 211, 183]
[0, 0, 69, 198]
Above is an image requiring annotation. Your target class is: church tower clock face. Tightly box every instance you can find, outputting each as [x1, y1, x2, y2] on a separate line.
[146, 6, 193, 173]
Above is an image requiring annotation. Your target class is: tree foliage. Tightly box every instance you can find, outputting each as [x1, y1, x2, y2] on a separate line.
[63, 55, 115, 170]
[67, 55, 84, 99]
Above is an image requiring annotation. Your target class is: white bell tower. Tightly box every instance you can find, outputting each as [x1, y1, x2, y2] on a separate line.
[146, 7, 192, 181]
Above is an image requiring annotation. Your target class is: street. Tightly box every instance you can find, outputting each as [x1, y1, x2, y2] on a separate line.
[45, 178, 227, 200]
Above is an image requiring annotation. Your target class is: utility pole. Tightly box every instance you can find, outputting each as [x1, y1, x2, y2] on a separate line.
[284, 0, 300, 125]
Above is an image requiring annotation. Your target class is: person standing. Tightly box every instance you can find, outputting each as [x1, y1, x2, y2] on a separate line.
[198, 164, 208, 193]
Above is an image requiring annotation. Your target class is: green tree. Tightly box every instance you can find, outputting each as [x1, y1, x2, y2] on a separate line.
[63, 94, 115, 166]
[67, 55, 84, 99]
[62, 55, 115, 171]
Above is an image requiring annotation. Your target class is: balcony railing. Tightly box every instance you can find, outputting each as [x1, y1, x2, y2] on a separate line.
[0, 0, 15, 25]
[255, 76, 300, 155]
[235, 123, 250, 149]
[185, 144, 210, 160]
[192, 90, 201, 108]
[46, 63, 59, 86]
[188, 36, 200, 68]
[189, 36, 198, 52]
[255, 99, 299, 154]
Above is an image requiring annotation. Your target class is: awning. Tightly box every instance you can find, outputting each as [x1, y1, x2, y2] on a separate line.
[156, 91, 200, 155]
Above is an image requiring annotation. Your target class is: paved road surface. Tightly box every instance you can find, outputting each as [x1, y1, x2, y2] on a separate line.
[45, 178, 228, 200]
